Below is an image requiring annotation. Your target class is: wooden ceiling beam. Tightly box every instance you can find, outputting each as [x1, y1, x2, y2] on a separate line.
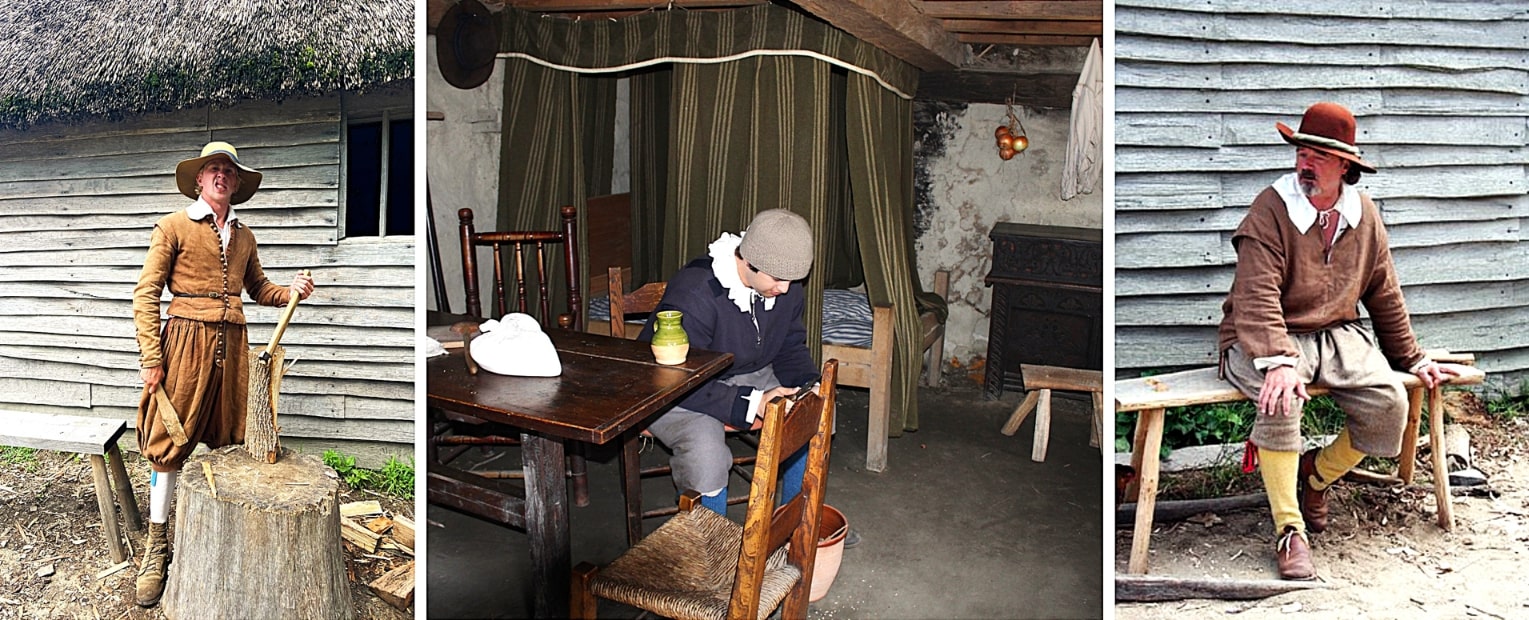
[916, 70, 1077, 107]
[508, 0, 765, 10]
[958, 33, 1098, 46]
[941, 19, 1101, 36]
[788, 0, 967, 71]
[920, 1, 1102, 22]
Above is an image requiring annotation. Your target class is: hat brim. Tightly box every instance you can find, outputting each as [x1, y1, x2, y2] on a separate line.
[176, 153, 263, 205]
[437, 0, 500, 90]
[1277, 121, 1376, 174]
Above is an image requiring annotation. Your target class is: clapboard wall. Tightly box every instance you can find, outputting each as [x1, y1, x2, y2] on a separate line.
[1114, 0, 1529, 385]
[0, 91, 415, 465]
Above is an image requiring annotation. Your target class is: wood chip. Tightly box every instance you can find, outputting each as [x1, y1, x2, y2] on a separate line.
[366, 516, 393, 535]
[202, 461, 217, 499]
[95, 560, 133, 580]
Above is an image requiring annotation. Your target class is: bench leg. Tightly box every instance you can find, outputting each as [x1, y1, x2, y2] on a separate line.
[1031, 390, 1052, 462]
[1397, 387, 1425, 484]
[89, 454, 126, 563]
[1001, 391, 1040, 436]
[620, 435, 643, 546]
[1128, 408, 1165, 575]
[1428, 386, 1452, 530]
[107, 445, 143, 533]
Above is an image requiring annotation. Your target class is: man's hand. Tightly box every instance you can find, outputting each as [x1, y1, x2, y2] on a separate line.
[291, 272, 315, 301]
[141, 366, 165, 395]
[1413, 360, 1458, 390]
[1259, 365, 1309, 417]
[751, 386, 801, 430]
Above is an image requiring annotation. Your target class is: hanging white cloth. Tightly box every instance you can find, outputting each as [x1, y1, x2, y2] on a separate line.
[1062, 38, 1103, 200]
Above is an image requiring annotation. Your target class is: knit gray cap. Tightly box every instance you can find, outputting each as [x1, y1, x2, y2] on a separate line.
[738, 209, 813, 281]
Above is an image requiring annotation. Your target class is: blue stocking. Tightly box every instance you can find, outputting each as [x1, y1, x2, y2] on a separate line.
[699, 489, 729, 515]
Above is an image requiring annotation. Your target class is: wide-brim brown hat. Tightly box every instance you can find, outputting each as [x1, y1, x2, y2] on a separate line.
[1276, 102, 1377, 173]
[175, 141, 262, 205]
[437, 0, 500, 90]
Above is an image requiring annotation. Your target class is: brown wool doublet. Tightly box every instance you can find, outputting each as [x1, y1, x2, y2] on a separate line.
[134, 209, 291, 469]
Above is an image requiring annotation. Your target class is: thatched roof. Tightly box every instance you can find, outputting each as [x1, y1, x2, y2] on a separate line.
[0, 0, 413, 129]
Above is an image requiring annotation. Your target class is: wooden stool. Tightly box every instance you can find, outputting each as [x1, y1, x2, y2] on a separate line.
[3, 411, 143, 562]
[1000, 364, 1103, 462]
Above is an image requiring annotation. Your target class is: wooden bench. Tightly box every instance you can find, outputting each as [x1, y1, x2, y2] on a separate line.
[4, 411, 144, 562]
[1114, 355, 1484, 575]
[1000, 364, 1103, 462]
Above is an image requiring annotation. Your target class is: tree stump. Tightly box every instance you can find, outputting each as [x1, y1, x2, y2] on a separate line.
[163, 446, 352, 620]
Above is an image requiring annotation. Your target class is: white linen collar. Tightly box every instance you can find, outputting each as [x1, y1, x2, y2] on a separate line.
[184, 197, 239, 225]
[708, 232, 776, 313]
[1272, 172, 1361, 234]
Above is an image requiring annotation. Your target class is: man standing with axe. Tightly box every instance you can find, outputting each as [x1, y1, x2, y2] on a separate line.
[131, 142, 315, 607]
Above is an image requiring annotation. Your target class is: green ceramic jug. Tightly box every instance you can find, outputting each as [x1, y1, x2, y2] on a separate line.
[650, 310, 689, 365]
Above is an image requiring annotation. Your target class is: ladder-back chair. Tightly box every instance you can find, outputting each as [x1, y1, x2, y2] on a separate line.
[573, 360, 840, 620]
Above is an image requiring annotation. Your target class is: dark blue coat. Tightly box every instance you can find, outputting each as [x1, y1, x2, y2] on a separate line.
[638, 257, 819, 428]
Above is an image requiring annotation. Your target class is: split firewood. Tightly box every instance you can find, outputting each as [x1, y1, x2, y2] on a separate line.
[369, 560, 415, 611]
[201, 462, 217, 499]
[366, 516, 393, 535]
[340, 500, 383, 518]
[391, 515, 415, 550]
[341, 518, 382, 553]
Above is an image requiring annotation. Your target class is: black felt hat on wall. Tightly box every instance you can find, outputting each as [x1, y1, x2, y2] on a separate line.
[437, 0, 500, 90]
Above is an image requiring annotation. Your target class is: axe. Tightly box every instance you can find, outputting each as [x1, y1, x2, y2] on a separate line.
[261, 269, 311, 362]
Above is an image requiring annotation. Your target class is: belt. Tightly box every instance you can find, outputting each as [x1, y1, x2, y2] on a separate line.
[172, 291, 225, 299]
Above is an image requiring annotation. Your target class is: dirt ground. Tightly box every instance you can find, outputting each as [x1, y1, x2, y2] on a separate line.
[0, 447, 413, 619]
[1116, 395, 1529, 619]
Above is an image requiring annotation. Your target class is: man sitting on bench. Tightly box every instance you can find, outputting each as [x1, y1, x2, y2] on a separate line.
[1217, 102, 1455, 580]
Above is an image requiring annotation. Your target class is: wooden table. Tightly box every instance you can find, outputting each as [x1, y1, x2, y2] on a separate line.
[426, 312, 732, 618]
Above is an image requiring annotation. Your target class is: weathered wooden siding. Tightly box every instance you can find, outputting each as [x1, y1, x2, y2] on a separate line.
[0, 91, 415, 464]
[1114, 1, 1529, 384]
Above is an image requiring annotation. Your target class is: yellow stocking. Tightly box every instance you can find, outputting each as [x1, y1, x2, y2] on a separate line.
[1312, 428, 1366, 491]
[1258, 447, 1302, 535]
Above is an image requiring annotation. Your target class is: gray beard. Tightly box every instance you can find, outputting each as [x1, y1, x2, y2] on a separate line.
[1298, 179, 1324, 198]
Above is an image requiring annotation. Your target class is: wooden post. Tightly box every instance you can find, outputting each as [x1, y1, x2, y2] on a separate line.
[162, 446, 352, 619]
[1428, 385, 1452, 530]
[1128, 407, 1165, 574]
[865, 304, 895, 473]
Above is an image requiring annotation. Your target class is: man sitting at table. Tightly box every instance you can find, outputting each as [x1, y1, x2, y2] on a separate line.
[638, 209, 858, 546]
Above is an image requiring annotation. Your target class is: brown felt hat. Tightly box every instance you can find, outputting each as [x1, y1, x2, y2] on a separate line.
[1276, 102, 1377, 173]
[436, 0, 500, 90]
[739, 209, 813, 281]
[175, 142, 262, 205]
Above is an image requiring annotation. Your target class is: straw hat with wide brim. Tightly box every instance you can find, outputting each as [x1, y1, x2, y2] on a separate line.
[1276, 102, 1377, 174]
[437, 0, 500, 90]
[175, 141, 263, 205]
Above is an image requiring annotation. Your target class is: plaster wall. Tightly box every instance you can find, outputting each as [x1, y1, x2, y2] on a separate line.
[424, 37, 503, 313]
[913, 103, 1103, 366]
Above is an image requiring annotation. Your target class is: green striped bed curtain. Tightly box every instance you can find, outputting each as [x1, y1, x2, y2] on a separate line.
[495, 4, 928, 433]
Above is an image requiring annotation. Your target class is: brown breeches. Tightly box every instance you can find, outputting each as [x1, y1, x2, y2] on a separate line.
[136, 318, 249, 472]
[1224, 322, 1408, 456]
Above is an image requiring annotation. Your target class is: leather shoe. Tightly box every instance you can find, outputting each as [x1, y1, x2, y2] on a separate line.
[1298, 449, 1330, 533]
[1275, 526, 1314, 580]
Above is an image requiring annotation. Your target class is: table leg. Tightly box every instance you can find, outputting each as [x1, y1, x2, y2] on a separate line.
[621, 434, 643, 546]
[1128, 407, 1165, 574]
[522, 432, 570, 618]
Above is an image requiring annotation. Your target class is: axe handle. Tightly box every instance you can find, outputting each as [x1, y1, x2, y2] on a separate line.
[264, 269, 310, 359]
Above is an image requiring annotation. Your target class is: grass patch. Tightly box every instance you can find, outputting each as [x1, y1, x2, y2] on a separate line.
[1485, 379, 1529, 420]
[1117, 395, 1351, 458]
[322, 450, 414, 500]
[1, 445, 40, 472]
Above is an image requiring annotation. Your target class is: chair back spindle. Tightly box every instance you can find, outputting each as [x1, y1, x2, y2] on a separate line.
[458, 205, 582, 330]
